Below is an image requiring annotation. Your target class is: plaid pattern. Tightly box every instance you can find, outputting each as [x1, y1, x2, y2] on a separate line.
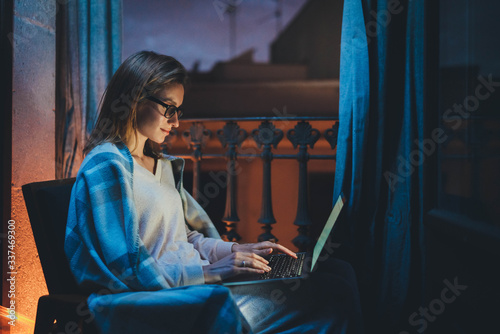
[64, 141, 251, 333]
[87, 285, 251, 334]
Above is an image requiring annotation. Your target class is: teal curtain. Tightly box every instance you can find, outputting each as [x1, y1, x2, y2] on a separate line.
[333, 0, 426, 332]
[56, 0, 122, 178]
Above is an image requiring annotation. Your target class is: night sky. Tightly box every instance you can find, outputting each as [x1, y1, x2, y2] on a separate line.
[123, 0, 309, 72]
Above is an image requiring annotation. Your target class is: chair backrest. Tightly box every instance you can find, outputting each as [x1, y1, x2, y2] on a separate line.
[22, 178, 80, 295]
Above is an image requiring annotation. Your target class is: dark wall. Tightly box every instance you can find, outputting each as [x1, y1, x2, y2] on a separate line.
[419, 0, 500, 332]
[423, 223, 500, 333]
[271, 0, 344, 79]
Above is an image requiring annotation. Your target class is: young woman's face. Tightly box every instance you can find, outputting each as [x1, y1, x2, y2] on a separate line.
[136, 83, 184, 144]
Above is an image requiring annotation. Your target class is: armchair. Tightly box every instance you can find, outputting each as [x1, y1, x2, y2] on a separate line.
[22, 178, 98, 333]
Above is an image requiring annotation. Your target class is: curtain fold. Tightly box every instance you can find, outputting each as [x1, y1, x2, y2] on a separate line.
[334, 0, 425, 332]
[56, 0, 122, 178]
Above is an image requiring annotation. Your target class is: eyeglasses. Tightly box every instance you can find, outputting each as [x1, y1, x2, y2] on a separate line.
[145, 96, 183, 120]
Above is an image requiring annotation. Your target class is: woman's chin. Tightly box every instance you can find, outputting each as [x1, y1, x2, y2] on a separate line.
[151, 137, 166, 145]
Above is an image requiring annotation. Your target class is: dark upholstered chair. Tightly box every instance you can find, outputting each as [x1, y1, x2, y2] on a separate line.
[22, 178, 98, 334]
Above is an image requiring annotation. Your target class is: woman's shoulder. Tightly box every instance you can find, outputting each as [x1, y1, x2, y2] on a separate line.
[79, 141, 133, 175]
[72, 141, 135, 199]
[159, 153, 185, 175]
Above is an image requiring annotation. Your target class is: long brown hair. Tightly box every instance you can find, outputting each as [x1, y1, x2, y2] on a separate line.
[83, 51, 188, 157]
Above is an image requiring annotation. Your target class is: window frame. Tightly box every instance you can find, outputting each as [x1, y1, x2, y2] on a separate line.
[423, 0, 500, 254]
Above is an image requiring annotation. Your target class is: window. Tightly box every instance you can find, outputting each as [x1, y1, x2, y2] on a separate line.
[436, 0, 500, 226]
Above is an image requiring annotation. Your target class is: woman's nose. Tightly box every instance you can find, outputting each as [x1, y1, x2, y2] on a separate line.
[168, 112, 180, 128]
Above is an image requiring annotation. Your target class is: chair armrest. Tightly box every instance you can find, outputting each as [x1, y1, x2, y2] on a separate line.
[35, 294, 97, 334]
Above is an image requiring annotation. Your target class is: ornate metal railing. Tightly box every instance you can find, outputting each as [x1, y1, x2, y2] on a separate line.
[164, 117, 339, 252]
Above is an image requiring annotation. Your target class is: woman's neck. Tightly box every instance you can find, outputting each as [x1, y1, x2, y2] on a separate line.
[124, 133, 148, 159]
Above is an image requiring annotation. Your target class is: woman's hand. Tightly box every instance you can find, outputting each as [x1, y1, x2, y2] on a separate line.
[231, 241, 298, 259]
[202, 252, 271, 284]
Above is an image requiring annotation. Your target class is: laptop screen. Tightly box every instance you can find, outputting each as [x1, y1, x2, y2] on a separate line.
[311, 193, 345, 270]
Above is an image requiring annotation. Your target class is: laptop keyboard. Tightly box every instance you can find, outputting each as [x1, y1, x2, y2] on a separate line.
[259, 252, 306, 279]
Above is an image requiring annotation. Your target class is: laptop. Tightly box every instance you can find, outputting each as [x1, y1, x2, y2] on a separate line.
[222, 194, 345, 286]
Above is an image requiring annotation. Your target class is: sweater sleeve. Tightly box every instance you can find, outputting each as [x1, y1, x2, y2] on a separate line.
[180, 186, 236, 262]
[181, 187, 222, 239]
[155, 254, 206, 286]
[185, 225, 235, 263]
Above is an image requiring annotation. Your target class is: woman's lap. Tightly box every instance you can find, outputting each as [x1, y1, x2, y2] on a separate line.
[229, 258, 364, 334]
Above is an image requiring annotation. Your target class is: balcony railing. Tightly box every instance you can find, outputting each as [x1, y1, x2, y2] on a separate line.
[163, 116, 339, 252]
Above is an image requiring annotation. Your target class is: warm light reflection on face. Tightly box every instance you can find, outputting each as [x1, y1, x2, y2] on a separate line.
[136, 83, 184, 144]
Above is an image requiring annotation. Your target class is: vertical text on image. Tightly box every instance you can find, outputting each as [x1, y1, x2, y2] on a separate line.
[6, 220, 17, 326]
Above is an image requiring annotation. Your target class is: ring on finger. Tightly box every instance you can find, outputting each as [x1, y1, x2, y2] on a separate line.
[241, 260, 246, 268]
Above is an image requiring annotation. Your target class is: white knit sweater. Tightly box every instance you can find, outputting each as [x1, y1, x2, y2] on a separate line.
[133, 158, 234, 287]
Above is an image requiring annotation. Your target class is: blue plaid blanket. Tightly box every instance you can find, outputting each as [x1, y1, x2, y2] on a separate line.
[64, 141, 251, 333]
[88, 285, 249, 334]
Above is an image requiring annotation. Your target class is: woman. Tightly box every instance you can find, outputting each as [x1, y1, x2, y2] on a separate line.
[65, 51, 363, 333]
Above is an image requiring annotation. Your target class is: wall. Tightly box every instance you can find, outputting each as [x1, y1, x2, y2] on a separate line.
[183, 80, 339, 118]
[9, 0, 56, 328]
[424, 222, 500, 333]
[271, 0, 344, 79]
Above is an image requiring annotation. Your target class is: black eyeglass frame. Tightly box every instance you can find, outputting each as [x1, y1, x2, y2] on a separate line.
[145, 96, 183, 120]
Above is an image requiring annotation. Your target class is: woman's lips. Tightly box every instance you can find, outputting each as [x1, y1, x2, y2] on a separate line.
[161, 129, 170, 135]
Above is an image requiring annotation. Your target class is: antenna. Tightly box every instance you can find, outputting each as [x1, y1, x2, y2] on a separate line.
[224, 1, 239, 58]
[255, 0, 284, 37]
[275, 0, 283, 35]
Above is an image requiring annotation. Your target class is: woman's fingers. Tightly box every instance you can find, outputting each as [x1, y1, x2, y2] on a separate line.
[241, 256, 271, 272]
[234, 252, 271, 272]
[235, 252, 268, 264]
[258, 242, 298, 258]
[240, 267, 266, 275]
[233, 242, 298, 259]
[253, 248, 273, 257]
[273, 244, 298, 258]
[229, 242, 299, 278]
